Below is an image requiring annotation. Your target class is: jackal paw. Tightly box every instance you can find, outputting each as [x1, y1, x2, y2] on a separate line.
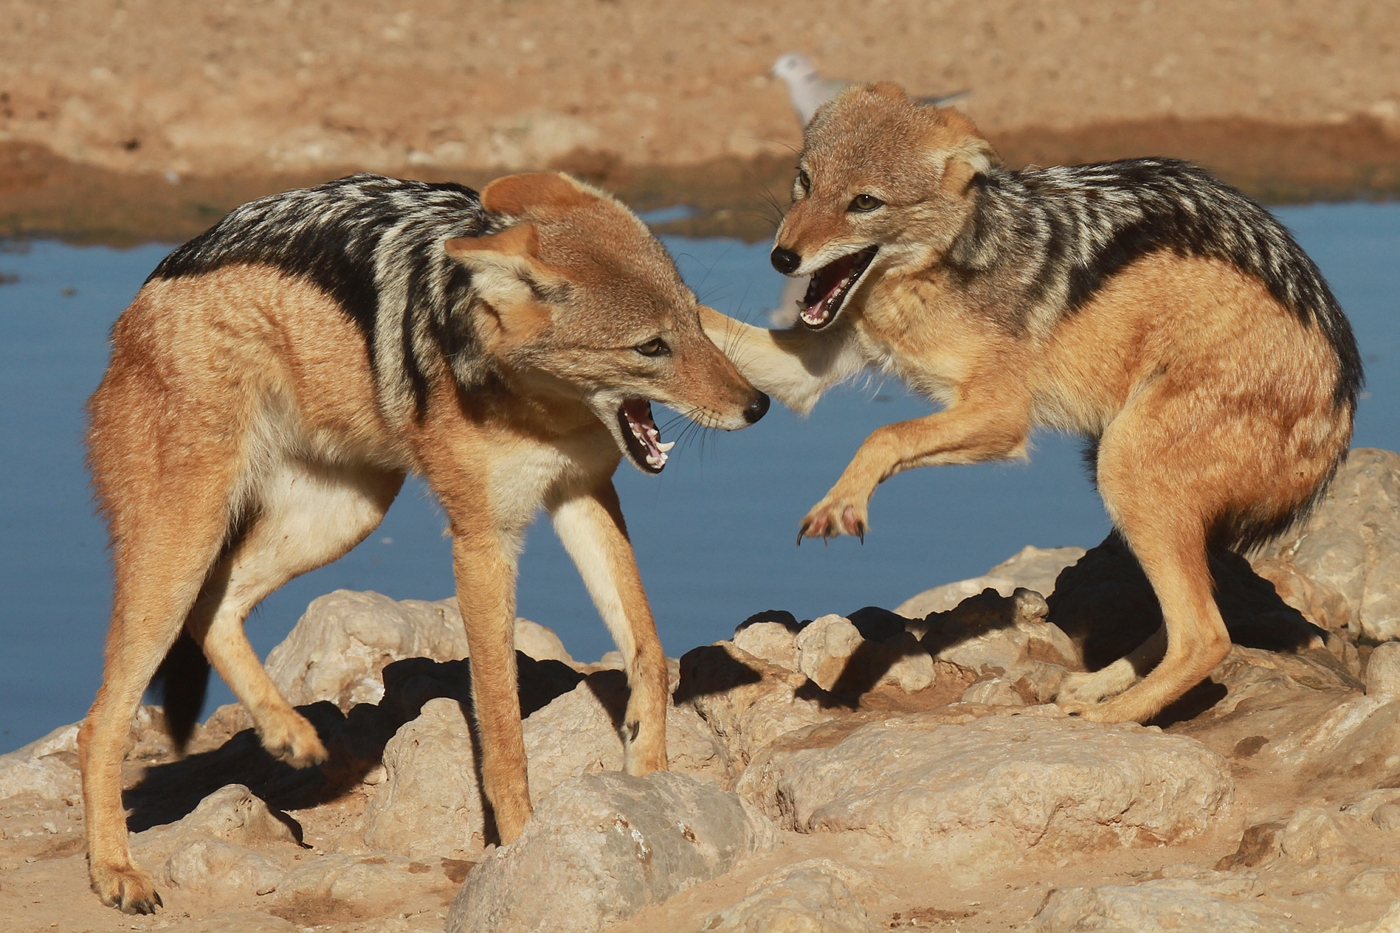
[798, 495, 869, 543]
[1056, 662, 1139, 711]
[257, 712, 328, 769]
[91, 862, 163, 915]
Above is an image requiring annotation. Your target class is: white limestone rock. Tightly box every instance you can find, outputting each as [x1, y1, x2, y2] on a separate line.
[446, 771, 760, 933]
[700, 859, 882, 933]
[363, 673, 724, 860]
[264, 589, 574, 709]
[1031, 879, 1298, 932]
[0, 723, 81, 802]
[739, 713, 1234, 877]
[1258, 448, 1400, 641]
[895, 545, 1086, 619]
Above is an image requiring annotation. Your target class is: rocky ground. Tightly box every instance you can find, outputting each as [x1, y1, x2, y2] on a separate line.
[3, 447, 1399, 932]
[2, 0, 1400, 243]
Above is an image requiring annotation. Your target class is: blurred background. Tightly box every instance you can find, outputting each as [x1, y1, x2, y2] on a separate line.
[1, 1, 1398, 747]
[2, 0, 1398, 241]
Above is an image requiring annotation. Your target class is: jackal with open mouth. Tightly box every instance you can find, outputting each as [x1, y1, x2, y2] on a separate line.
[81, 171, 768, 913]
[704, 82, 1360, 727]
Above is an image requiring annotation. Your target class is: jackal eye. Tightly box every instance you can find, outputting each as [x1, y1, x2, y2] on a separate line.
[795, 169, 811, 197]
[634, 338, 671, 358]
[848, 194, 884, 213]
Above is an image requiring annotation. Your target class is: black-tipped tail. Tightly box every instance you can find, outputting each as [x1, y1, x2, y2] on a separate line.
[150, 629, 211, 752]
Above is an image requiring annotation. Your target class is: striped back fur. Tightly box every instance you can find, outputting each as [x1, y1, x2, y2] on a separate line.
[149, 173, 503, 420]
[950, 158, 1363, 410]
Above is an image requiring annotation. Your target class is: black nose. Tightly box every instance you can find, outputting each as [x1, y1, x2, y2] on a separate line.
[770, 247, 801, 276]
[743, 392, 770, 424]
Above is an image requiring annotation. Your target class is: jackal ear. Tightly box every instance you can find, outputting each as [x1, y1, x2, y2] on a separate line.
[941, 138, 1000, 197]
[444, 225, 553, 346]
[444, 222, 538, 261]
[479, 172, 596, 218]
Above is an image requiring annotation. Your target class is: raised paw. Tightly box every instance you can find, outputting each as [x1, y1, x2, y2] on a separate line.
[798, 496, 869, 544]
[91, 862, 163, 915]
[257, 711, 328, 768]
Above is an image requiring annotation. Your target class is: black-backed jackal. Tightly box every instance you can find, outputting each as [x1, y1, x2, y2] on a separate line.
[82, 172, 768, 913]
[704, 83, 1360, 727]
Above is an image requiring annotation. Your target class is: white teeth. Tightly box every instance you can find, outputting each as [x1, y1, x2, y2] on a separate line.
[656, 441, 675, 452]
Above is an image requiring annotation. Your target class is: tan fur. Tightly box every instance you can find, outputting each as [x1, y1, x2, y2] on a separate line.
[81, 172, 763, 913]
[704, 88, 1352, 728]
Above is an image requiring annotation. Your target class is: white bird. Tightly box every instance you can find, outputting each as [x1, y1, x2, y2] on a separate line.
[771, 52, 970, 126]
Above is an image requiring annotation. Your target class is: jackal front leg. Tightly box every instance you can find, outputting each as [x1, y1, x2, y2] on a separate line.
[551, 479, 668, 774]
[800, 391, 1032, 542]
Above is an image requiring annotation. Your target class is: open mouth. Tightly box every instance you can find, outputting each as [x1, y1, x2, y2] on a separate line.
[618, 399, 675, 474]
[799, 246, 878, 329]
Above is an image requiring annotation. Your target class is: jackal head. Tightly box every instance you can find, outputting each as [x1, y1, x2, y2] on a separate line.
[445, 173, 768, 473]
[771, 82, 999, 330]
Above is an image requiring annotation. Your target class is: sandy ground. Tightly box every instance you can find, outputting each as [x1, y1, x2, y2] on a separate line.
[1, 0, 1400, 241]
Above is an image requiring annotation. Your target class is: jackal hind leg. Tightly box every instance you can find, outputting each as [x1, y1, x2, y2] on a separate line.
[551, 480, 668, 775]
[1066, 392, 1233, 724]
[81, 458, 240, 913]
[185, 460, 404, 766]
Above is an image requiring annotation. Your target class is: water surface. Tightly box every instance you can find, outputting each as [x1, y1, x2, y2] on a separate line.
[1, 203, 1396, 749]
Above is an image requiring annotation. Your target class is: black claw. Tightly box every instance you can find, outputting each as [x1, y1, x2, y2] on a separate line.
[155, 891, 163, 909]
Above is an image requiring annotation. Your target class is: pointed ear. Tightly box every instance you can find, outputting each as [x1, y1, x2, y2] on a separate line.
[444, 225, 551, 347]
[941, 137, 999, 196]
[479, 172, 596, 217]
[867, 81, 910, 102]
[444, 222, 538, 260]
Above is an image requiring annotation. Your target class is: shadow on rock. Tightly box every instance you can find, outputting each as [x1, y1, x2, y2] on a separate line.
[125, 651, 585, 835]
[1050, 531, 1329, 671]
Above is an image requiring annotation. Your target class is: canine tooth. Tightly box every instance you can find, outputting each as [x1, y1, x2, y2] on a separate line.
[656, 440, 675, 451]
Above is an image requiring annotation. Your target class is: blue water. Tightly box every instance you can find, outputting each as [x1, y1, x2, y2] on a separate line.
[1, 203, 1397, 750]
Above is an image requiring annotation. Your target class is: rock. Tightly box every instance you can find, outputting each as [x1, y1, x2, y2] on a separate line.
[1265, 695, 1400, 784]
[985, 545, 1090, 597]
[733, 620, 801, 671]
[512, 618, 576, 666]
[701, 859, 881, 933]
[863, 632, 938, 693]
[377, 653, 584, 727]
[274, 852, 452, 914]
[265, 589, 575, 710]
[895, 574, 1020, 620]
[921, 588, 1079, 679]
[1279, 804, 1359, 864]
[124, 785, 302, 900]
[1368, 642, 1400, 697]
[1049, 532, 1327, 672]
[1184, 644, 1363, 723]
[1251, 556, 1354, 635]
[446, 772, 760, 933]
[738, 713, 1234, 876]
[164, 837, 286, 899]
[1031, 879, 1294, 932]
[796, 615, 865, 692]
[133, 784, 300, 865]
[363, 672, 724, 860]
[362, 697, 488, 860]
[1360, 899, 1400, 933]
[1257, 449, 1400, 642]
[960, 677, 1027, 707]
[676, 644, 843, 775]
[895, 545, 1086, 618]
[0, 723, 81, 802]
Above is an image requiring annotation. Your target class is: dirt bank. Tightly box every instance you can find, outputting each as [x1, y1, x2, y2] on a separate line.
[1, 0, 1399, 241]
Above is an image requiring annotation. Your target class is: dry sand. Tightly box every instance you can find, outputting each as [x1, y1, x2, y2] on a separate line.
[2, 0, 1399, 242]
